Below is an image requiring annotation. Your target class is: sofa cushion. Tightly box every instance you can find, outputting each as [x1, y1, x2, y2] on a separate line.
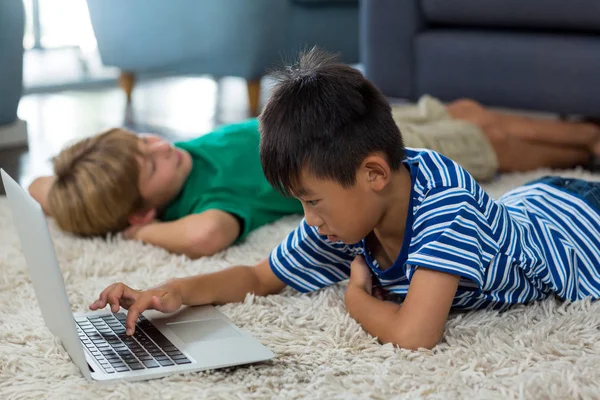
[421, 0, 600, 33]
[293, 0, 357, 6]
[414, 30, 600, 116]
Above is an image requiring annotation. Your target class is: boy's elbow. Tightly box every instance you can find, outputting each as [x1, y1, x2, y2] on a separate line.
[28, 178, 43, 201]
[184, 236, 220, 259]
[28, 177, 52, 215]
[185, 225, 232, 259]
[384, 327, 441, 351]
[391, 337, 438, 351]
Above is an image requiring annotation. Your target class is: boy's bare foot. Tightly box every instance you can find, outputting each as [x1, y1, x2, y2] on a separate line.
[594, 141, 600, 157]
[591, 137, 600, 160]
[582, 119, 600, 156]
[593, 126, 600, 157]
[585, 120, 600, 171]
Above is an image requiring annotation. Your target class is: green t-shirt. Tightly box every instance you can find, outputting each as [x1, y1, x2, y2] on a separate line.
[161, 119, 303, 241]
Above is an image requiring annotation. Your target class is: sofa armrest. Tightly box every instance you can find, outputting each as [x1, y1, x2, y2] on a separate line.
[360, 0, 423, 99]
[293, 0, 356, 4]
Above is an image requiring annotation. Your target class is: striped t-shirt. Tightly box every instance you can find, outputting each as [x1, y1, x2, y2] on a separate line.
[269, 148, 600, 310]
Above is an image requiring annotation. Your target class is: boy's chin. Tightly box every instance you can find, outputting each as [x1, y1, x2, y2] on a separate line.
[330, 235, 360, 245]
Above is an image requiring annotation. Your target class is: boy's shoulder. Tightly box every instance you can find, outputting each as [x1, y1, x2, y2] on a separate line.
[404, 147, 461, 169]
[404, 147, 479, 194]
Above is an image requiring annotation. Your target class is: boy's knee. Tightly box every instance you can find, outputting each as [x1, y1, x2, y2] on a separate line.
[447, 98, 485, 115]
[447, 98, 501, 131]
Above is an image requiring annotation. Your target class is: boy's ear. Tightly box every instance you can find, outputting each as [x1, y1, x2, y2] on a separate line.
[128, 208, 157, 226]
[362, 155, 391, 191]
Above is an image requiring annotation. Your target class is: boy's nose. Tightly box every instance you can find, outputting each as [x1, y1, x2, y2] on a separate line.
[150, 140, 172, 155]
[303, 207, 324, 228]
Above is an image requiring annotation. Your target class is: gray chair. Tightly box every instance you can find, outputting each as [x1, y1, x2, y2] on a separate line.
[361, 0, 600, 117]
[86, 0, 359, 116]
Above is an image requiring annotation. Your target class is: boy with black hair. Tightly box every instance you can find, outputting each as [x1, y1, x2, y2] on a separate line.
[91, 49, 600, 350]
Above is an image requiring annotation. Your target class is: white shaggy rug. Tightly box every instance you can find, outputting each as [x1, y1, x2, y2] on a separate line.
[1, 168, 600, 400]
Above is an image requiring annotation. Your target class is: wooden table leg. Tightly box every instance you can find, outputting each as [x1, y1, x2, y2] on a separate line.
[119, 71, 136, 104]
[247, 78, 261, 117]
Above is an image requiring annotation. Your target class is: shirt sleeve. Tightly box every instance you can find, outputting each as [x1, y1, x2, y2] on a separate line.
[405, 187, 499, 288]
[269, 219, 356, 292]
[190, 200, 254, 242]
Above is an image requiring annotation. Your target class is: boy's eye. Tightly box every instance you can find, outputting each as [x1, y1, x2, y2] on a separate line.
[307, 200, 319, 206]
[146, 155, 156, 175]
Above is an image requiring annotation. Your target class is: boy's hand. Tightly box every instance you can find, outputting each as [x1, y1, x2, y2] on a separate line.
[89, 282, 182, 335]
[348, 256, 372, 295]
[28, 176, 56, 215]
[122, 220, 156, 240]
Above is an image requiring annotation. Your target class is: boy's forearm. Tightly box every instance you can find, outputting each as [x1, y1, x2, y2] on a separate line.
[136, 222, 196, 257]
[164, 266, 272, 306]
[135, 213, 237, 259]
[345, 285, 404, 345]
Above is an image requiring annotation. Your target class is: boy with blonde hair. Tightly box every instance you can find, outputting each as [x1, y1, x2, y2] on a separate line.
[29, 121, 305, 259]
[91, 49, 600, 350]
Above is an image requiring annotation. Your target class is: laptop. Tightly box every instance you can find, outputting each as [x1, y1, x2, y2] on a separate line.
[1, 169, 274, 382]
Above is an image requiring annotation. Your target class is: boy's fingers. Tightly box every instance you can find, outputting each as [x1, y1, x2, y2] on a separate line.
[103, 283, 122, 303]
[125, 296, 152, 335]
[106, 285, 125, 311]
[89, 283, 117, 310]
[125, 307, 141, 335]
[94, 289, 110, 308]
[108, 294, 121, 313]
[89, 283, 137, 311]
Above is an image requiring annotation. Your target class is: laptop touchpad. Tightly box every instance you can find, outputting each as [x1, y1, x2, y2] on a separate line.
[166, 319, 241, 343]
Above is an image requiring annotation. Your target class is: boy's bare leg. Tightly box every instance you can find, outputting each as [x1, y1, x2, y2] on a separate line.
[484, 127, 590, 172]
[494, 115, 600, 150]
[447, 99, 600, 154]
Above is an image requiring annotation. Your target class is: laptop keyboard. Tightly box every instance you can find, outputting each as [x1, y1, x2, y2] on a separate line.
[75, 313, 191, 374]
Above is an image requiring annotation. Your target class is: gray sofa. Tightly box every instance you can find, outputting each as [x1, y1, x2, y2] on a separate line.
[0, 0, 25, 127]
[361, 0, 600, 117]
[0, 0, 27, 149]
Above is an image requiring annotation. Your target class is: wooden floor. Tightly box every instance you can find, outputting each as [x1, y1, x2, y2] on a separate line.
[0, 76, 268, 194]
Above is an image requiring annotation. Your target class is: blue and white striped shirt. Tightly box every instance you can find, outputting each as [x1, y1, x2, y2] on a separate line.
[269, 148, 600, 310]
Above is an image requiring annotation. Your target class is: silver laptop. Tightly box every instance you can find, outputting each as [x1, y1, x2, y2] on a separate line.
[1, 169, 274, 382]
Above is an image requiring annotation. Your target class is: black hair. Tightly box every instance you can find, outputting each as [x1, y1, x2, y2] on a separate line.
[259, 47, 405, 196]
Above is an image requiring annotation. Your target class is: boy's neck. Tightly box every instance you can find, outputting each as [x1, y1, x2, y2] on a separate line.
[154, 178, 188, 218]
[373, 165, 412, 244]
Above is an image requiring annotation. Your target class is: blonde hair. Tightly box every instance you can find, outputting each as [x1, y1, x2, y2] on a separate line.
[47, 128, 144, 236]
